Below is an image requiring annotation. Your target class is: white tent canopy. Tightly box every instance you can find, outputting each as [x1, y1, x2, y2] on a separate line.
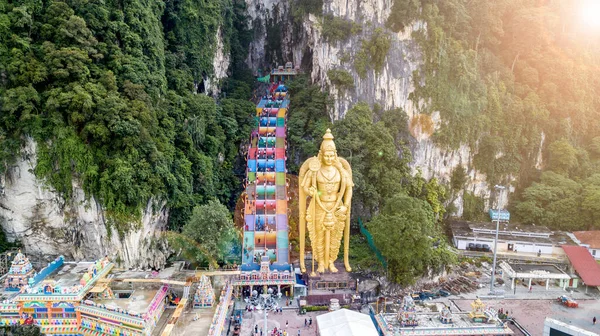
[316, 309, 378, 336]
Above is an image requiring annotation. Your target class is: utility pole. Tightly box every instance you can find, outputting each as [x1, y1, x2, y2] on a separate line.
[490, 185, 505, 295]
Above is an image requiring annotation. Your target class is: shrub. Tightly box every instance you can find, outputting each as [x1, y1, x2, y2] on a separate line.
[321, 15, 362, 42]
[327, 69, 355, 92]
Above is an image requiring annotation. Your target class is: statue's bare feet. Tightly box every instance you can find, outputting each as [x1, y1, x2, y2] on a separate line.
[329, 263, 338, 273]
[317, 264, 325, 273]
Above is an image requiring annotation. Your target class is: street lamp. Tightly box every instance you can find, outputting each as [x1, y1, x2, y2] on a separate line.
[490, 185, 505, 295]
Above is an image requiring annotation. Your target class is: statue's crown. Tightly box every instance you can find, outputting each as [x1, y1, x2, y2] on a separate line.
[320, 129, 336, 152]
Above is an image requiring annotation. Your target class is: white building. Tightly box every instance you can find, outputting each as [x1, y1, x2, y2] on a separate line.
[450, 220, 574, 256]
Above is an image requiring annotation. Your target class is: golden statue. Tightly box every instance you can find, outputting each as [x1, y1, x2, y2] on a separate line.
[299, 129, 353, 274]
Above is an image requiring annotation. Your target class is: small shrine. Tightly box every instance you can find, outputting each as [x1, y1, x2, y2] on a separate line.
[194, 275, 216, 308]
[397, 295, 418, 327]
[4, 251, 35, 291]
[468, 298, 488, 323]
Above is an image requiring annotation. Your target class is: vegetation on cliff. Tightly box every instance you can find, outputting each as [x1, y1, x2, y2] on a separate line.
[0, 0, 253, 234]
[384, 0, 600, 230]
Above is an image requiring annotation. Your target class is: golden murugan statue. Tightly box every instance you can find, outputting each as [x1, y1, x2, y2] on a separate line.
[299, 129, 353, 274]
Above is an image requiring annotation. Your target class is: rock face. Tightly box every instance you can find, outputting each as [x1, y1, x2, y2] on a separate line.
[0, 139, 168, 269]
[244, 0, 510, 214]
[205, 26, 232, 96]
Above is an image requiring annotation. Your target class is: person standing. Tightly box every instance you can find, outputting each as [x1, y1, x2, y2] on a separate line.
[304, 318, 307, 327]
[309, 317, 312, 326]
[594, 316, 597, 325]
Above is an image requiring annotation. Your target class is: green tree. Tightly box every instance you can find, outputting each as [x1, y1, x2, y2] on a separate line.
[513, 172, 583, 230]
[581, 174, 600, 230]
[547, 139, 578, 175]
[368, 194, 455, 285]
[170, 200, 237, 265]
[333, 102, 411, 216]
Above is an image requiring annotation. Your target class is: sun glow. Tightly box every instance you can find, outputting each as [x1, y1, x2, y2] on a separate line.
[581, 0, 600, 29]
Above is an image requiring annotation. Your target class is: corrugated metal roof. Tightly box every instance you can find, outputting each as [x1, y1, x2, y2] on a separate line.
[573, 231, 600, 249]
[562, 245, 600, 286]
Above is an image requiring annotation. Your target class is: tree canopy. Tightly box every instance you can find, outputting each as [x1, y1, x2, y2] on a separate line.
[168, 200, 237, 266]
[368, 194, 455, 285]
[0, 0, 254, 233]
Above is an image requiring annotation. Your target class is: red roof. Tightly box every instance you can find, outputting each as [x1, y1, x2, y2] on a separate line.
[573, 231, 600, 249]
[562, 245, 600, 286]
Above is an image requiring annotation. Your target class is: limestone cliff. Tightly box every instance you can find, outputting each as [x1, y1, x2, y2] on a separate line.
[244, 0, 512, 214]
[205, 26, 232, 96]
[0, 139, 169, 269]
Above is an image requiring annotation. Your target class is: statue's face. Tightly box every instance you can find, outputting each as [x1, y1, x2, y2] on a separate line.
[322, 150, 335, 166]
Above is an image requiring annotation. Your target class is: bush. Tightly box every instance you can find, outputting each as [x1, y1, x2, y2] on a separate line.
[327, 69, 355, 92]
[354, 28, 391, 78]
[303, 305, 330, 312]
[321, 15, 362, 42]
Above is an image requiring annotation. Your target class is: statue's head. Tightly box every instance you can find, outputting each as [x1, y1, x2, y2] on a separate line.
[319, 129, 337, 166]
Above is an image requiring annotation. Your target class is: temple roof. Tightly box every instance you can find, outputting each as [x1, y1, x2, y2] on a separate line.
[8, 251, 34, 275]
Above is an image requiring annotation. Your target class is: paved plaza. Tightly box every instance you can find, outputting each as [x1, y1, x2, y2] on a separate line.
[239, 309, 323, 336]
[453, 298, 600, 335]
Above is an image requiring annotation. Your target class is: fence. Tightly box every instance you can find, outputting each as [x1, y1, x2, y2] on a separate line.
[358, 218, 387, 268]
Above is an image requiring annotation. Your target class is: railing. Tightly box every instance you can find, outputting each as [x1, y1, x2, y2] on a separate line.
[207, 281, 233, 336]
[145, 284, 169, 320]
[358, 218, 387, 268]
[506, 317, 532, 336]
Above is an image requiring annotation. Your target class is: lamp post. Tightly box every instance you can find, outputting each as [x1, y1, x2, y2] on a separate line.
[490, 185, 505, 295]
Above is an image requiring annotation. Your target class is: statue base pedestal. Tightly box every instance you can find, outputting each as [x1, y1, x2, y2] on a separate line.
[303, 262, 358, 306]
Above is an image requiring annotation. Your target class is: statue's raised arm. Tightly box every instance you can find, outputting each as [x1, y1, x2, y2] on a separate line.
[298, 129, 353, 275]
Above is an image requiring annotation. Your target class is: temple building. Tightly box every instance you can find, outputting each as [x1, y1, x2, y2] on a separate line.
[0, 256, 114, 334]
[194, 275, 215, 308]
[0, 254, 174, 335]
[4, 251, 35, 292]
[78, 283, 169, 336]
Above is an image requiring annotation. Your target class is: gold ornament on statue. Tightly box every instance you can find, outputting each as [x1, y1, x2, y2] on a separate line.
[299, 129, 353, 274]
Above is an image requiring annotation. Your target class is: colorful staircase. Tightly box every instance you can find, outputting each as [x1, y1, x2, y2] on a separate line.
[241, 80, 292, 271]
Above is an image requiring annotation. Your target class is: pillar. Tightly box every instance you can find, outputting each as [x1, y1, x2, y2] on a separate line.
[290, 285, 294, 297]
[76, 306, 81, 325]
[277, 285, 281, 295]
[546, 279, 550, 290]
[250, 285, 253, 296]
[563, 280, 567, 290]
[528, 278, 532, 289]
[511, 277, 515, 290]
[46, 302, 52, 325]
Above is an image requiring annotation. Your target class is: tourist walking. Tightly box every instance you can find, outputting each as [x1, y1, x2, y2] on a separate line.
[286, 321, 288, 328]
[304, 318, 307, 327]
[309, 317, 312, 326]
[594, 317, 597, 325]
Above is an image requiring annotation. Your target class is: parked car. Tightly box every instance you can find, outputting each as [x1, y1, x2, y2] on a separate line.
[475, 243, 483, 251]
[482, 244, 491, 252]
[467, 243, 476, 251]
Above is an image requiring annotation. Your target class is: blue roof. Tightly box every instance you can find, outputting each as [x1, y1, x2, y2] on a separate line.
[270, 263, 291, 272]
[240, 263, 260, 271]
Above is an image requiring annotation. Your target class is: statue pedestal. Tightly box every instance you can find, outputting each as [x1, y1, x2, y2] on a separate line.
[303, 262, 356, 306]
